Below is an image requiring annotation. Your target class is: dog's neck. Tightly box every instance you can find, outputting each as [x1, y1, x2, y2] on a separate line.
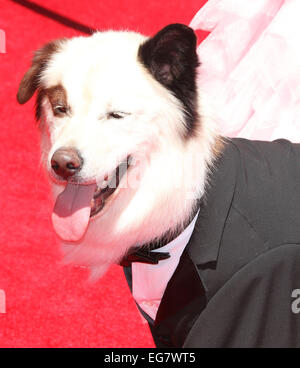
[130, 135, 225, 254]
[119, 198, 201, 266]
[142, 198, 201, 251]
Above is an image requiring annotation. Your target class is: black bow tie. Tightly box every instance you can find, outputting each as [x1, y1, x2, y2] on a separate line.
[120, 248, 171, 267]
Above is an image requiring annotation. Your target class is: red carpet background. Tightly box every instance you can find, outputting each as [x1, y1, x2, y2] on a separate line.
[0, 0, 208, 347]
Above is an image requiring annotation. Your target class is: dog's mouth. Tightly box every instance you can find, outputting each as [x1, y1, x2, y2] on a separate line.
[90, 158, 130, 217]
[51, 156, 131, 242]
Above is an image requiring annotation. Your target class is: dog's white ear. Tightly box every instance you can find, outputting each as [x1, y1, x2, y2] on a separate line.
[17, 39, 65, 104]
[138, 23, 199, 89]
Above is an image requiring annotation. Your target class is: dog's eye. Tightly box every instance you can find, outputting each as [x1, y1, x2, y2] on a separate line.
[53, 105, 68, 116]
[108, 112, 128, 119]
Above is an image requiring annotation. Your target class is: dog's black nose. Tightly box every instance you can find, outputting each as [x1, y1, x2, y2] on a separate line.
[51, 147, 83, 179]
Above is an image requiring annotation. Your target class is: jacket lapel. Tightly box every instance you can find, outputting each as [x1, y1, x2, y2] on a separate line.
[154, 247, 206, 325]
[188, 140, 238, 265]
[153, 247, 206, 347]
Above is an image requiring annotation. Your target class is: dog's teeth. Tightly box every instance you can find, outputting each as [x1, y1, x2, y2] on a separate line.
[128, 156, 134, 165]
[100, 181, 108, 189]
[96, 180, 107, 190]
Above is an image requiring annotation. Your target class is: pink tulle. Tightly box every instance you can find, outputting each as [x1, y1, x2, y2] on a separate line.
[190, 0, 300, 142]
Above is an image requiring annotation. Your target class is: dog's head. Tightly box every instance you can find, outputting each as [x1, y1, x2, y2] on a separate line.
[17, 24, 215, 278]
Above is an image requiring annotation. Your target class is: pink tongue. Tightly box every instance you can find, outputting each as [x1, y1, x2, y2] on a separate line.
[52, 183, 97, 241]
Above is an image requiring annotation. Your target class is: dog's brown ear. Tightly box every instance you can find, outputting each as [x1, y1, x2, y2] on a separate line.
[17, 39, 65, 104]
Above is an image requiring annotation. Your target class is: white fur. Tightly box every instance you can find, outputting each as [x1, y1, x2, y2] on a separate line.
[38, 31, 218, 279]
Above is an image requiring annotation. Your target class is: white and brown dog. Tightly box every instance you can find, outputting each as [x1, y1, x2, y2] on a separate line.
[17, 24, 218, 279]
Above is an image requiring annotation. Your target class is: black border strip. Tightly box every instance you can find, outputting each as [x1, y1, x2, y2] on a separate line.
[11, 0, 96, 34]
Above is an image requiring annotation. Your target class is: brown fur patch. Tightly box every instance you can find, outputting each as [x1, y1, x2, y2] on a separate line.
[17, 39, 66, 105]
[36, 84, 68, 120]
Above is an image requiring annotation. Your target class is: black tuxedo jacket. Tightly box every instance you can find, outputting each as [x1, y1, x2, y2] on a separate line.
[124, 138, 300, 348]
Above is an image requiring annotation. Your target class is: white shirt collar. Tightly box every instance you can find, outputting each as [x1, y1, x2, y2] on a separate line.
[132, 210, 200, 321]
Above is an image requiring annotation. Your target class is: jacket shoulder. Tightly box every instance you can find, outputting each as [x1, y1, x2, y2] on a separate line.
[185, 243, 300, 348]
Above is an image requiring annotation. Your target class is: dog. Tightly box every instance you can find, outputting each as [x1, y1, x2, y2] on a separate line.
[17, 24, 218, 277]
[17, 24, 300, 348]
